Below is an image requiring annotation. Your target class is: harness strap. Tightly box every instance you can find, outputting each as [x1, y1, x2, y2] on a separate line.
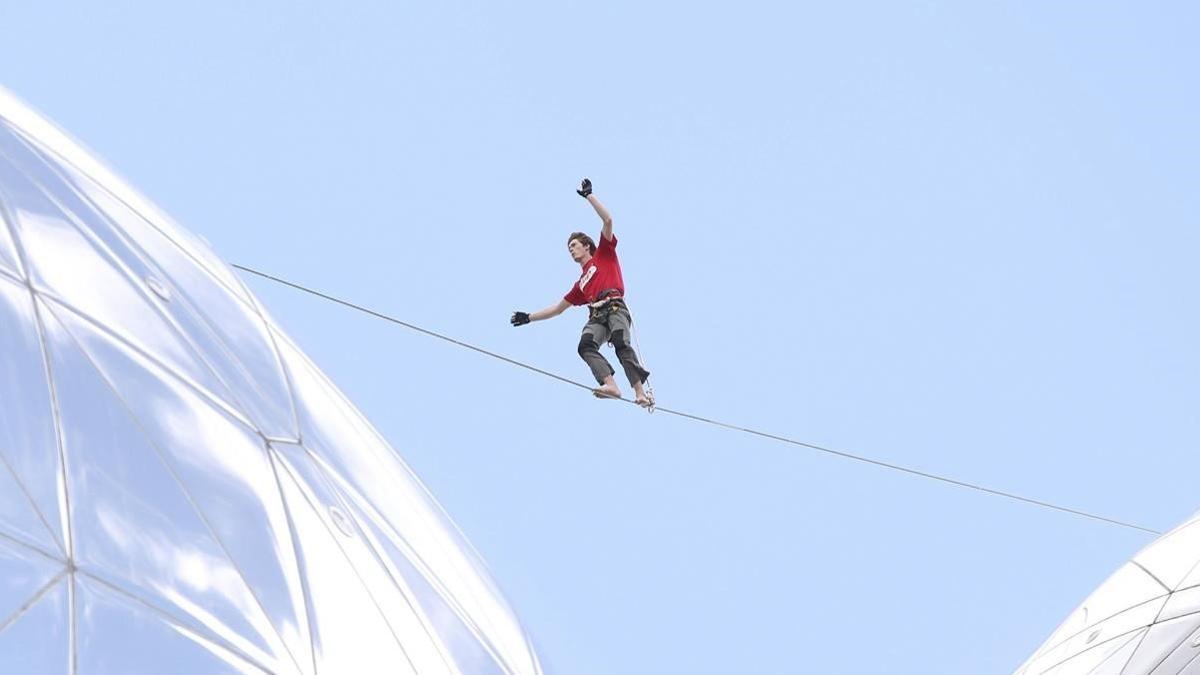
[588, 288, 624, 308]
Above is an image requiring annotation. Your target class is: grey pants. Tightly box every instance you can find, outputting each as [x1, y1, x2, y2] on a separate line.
[578, 305, 650, 387]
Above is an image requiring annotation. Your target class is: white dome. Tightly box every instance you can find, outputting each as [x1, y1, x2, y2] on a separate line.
[0, 86, 541, 675]
[1017, 511, 1200, 674]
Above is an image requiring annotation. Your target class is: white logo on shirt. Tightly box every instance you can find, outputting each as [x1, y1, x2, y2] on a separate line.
[578, 265, 597, 291]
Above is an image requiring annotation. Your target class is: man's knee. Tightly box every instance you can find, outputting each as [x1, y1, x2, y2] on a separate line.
[577, 333, 600, 357]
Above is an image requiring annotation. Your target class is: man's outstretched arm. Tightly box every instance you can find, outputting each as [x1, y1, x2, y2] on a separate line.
[531, 299, 571, 321]
[577, 178, 613, 241]
[511, 299, 571, 326]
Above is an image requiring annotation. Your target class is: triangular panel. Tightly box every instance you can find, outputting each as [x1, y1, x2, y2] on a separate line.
[0, 134, 297, 439]
[344, 481, 510, 675]
[1077, 626, 1145, 675]
[1030, 563, 1169, 663]
[46, 304, 313, 674]
[76, 578, 268, 675]
[0, 182, 21, 278]
[1173, 555, 1200, 593]
[1181, 654, 1200, 674]
[276, 328, 540, 675]
[0, 452, 61, 558]
[0, 578, 69, 674]
[1040, 628, 1143, 675]
[1020, 596, 1168, 674]
[272, 442, 454, 674]
[0, 123, 25, 279]
[0, 276, 65, 555]
[0, 537, 63, 630]
[272, 448, 417, 675]
[0, 119, 252, 305]
[40, 305, 293, 671]
[1125, 613, 1200, 674]
[0, 149, 241, 417]
[1159, 586, 1200, 623]
[1136, 519, 1200, 591]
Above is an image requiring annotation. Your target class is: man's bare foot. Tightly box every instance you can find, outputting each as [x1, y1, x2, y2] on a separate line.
[593, 383, 622, 399]
[633, 382, 652, 408]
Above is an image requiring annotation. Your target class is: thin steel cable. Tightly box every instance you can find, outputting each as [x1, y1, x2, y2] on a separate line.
[233, 263, 1161, 536]
[232, 265, 595, 393]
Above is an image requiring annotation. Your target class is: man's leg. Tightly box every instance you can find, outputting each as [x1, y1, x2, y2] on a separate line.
[578, 321, 620, 398]
[607, 310, 651, 405]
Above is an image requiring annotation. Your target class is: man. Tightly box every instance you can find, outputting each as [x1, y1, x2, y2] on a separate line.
[511, 179, 652, 407]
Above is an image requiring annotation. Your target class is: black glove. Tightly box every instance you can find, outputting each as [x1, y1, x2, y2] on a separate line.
[576, 178, 592, 198]
[510, 311, 531, 327]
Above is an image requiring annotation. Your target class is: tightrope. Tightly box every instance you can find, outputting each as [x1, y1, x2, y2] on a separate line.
[233, 263, 1161, 536]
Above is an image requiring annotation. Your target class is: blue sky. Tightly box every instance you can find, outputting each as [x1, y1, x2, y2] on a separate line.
[2, 2, 1197, 672]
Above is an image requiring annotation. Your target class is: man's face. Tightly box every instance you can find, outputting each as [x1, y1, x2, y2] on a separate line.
[568, 238, 590, 263]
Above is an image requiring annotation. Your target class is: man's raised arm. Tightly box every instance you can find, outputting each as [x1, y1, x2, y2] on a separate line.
[577, 178, 613, 241]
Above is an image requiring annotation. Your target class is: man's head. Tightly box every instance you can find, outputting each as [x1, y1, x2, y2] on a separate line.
[568, 231, 595, 264]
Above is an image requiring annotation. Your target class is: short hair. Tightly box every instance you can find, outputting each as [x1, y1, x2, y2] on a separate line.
[568, 232, 596, 255]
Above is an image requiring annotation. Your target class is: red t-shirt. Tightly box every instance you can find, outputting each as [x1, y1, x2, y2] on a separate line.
[564, 233, 625, 306]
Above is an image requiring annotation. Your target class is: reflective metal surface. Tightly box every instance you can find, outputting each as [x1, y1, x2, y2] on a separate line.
[0, 86, 542, 674]
[1018, 510, 1200, 674]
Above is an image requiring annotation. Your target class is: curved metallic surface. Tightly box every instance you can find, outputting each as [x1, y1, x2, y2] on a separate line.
[1017, 511, 1200, 674]
[0, 85, 542, 675]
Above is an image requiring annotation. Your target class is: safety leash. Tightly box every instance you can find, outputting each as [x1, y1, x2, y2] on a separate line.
[625, 300, 656, 414]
